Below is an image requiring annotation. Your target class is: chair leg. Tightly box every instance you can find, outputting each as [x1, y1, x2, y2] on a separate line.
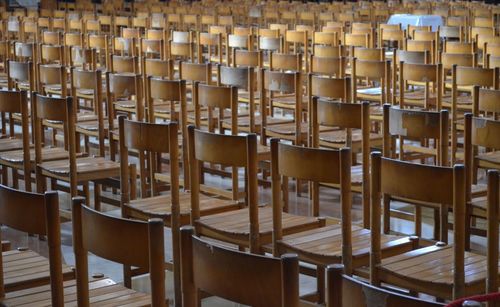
[94, 183, 101, 211]
[317, 265, 325, 304]
[12, 169, 18, 189]
[383, 195, 390, 234]
[415, 206, 422, 238]
[1, 165, 8, 186]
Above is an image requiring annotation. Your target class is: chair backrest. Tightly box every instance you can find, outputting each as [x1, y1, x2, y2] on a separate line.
[187, 126, 259, 251]
[193, 82, 238, 133]
[72, 197, 166, 307]
[352, 58, 391, 105]
[180, 226, 300, 307]
[326, 264, 445, 307]
[232, 49, 263, 68]
[398, 62, 443, 109]
[259, 69, 302, 144]
[0, 185, 63, 305]
[7, 60, 35, 92]
[270, 52, 302, 72]
[309, 55, 345, 77]
[383, 105, 449, 166]
[472, 87, 500, 116]
[179, 61, 212, 84]
[370, 152, 466, 289]
[271, 139, 353, 268]
[38, 64, 67, 96]
[119, 116, 179, 202]
[109, 54, 139, 74]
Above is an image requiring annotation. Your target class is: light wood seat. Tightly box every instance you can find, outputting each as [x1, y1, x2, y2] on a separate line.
[39, 156, 120, 178]
[319, 130, 382, 147]
[2, 250, 74, 293]
[279, 225, 413, 270]
[125, 192, 241, 225]
[377, 244, 496, 299]
[3, 277, 153, 306]
[198, 206, 321, 247]
[326, 264, 445, 307]
[0, 147, 81, 165]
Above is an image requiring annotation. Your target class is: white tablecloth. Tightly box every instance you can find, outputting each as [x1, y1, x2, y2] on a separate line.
[387, 14, 444, 31]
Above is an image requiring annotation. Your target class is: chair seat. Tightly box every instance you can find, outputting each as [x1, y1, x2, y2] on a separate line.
[114, 99, 137, 112]
[124, 191, 241, 225]
[2, 249, 74, 293]
[278, 224, 414, 266]
[319, 129, 382, 146]
[357, 87, 384, 102]
[476, 151, 500, 168]
[442, 95, 473, 108]
[44, 83, 71, 95]
[238, 90, 260, 103]
[76, 119, 118, 133]
[196, 206, 323, 247]
[2, 277, 153, 306]
[271, 95, 308, 110]
[378, 245, 497, 299]
[266, 122, 307, 136]
[39, 156, 120, 181]
[0, 138, 28, 152]
[0, 147, 75, 165]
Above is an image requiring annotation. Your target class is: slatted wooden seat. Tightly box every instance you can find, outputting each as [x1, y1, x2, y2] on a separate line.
[326, 264, 445, 307]
[0, 185, 74, 302]
[189, 126, 322, 253]
[4, 197, 168, 306]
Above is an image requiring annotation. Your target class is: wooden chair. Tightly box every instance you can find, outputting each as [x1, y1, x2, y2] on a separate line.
[197, 32, 223, 64]
[4, 196, 168, 306]
[33, 94, 121, 218]
[271, 138, 414, 303]
[447, 65, 499, 163]
[326, 264, 445, 307]
[260, 69, 303, 145]
[188, 126, 321, 253]
[369, 151, 498, 301]
[0, 185, 74, 304]
[352, 58, 391, 111]
[382, 105, 449, 240]
[180, 226, 302, 307]
[465, 113, 500, 240]
[0, 90, 30, 190]
[217, 65, 260, 134]
[72, 68, 107, 157]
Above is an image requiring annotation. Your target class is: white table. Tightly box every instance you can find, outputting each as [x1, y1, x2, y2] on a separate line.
[387, 14, 444, 31]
